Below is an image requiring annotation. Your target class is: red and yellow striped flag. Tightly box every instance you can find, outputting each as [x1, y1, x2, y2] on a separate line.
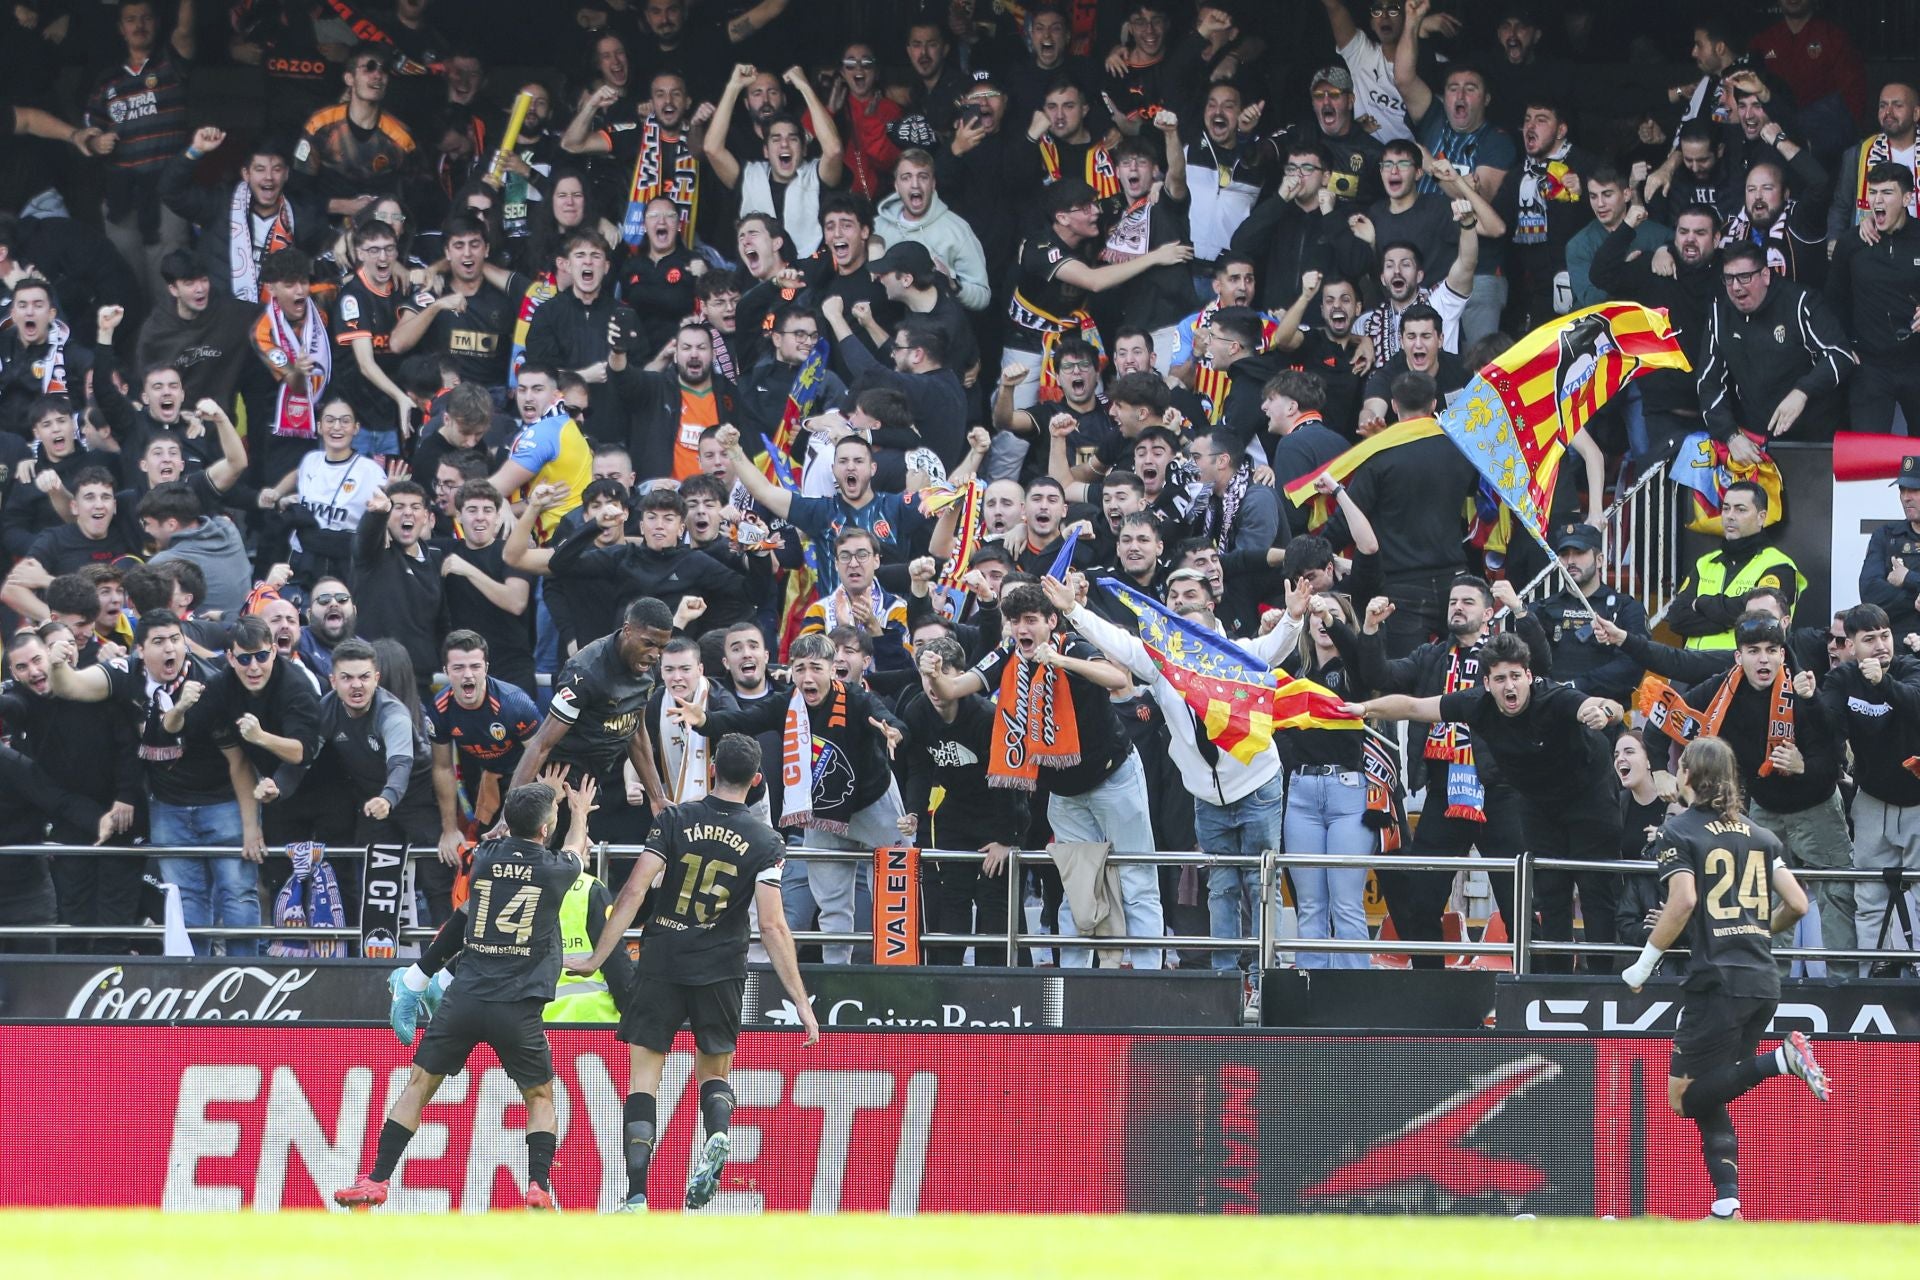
[1437, 301, 1690, 547]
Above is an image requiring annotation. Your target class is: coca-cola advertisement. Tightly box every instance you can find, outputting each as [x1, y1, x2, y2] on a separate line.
[0, 1027, 1913, 1220]
[0, 960, 385, 1022]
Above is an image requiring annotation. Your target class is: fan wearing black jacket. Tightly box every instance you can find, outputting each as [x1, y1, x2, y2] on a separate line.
[1351, 575, 1554, 965]
[1816, 605, 1920, 962]
[1588, 202, 1723, 461]
[545, 487, 753, 638]
[898, 637, 1030, 966]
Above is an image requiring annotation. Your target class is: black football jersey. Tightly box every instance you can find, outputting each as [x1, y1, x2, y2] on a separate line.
[546, 632, 656, 774]
[638, 796, 786, 984]
[1654, 806, 1784, 999]
[454, 835, 580, 1002]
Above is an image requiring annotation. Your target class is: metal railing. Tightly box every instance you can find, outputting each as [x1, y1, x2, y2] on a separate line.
[3, 843, 1915, 978]
[1515, 460, 1679, 625]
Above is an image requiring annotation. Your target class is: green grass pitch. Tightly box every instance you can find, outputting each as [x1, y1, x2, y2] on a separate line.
[6, 1211, 1911, 1280]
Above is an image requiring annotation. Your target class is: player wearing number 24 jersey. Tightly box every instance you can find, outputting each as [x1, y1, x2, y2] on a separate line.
[1623, 736, 1831, 1222]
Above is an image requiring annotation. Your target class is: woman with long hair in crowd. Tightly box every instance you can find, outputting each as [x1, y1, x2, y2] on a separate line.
[1279, 590, 1372, 968]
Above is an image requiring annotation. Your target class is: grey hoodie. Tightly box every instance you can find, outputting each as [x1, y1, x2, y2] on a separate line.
[151, 515, 252, 617]
[873, 191, 993, 312]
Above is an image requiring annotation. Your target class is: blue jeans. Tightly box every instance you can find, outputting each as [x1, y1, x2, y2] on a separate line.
[1050, 752, 1165, 968]
[1283, 769, 1373, 969]
[353, 428, 400, 458]
[151, 799, 259, 956]
[1196, 774, 1286, 973]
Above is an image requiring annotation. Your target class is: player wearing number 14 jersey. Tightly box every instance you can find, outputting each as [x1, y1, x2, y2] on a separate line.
[335, 773, 596, 1212]
[572, 733, 820, 1213]
[1623, 737, 1832, 1221]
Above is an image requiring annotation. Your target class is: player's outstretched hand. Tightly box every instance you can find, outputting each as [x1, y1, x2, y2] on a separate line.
[566, 774, 601, 819]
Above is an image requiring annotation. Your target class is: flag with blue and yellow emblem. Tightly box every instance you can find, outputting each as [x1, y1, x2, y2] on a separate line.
[1438, 301, 1690, 550]
[1101, 578, 1359, 764]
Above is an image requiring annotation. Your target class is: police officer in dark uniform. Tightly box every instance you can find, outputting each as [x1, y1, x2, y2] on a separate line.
[1857, 455, 1920, 648]
[1533, 522, 1650, 703]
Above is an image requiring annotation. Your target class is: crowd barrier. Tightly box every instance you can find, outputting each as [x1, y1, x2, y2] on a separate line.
[5, 844, 1915, 975]
[0, 1025, 1911, 1220]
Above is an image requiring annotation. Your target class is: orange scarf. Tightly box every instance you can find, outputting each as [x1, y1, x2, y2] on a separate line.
[987, 647, 1082, 791]
[1638, 666, 1792, 775]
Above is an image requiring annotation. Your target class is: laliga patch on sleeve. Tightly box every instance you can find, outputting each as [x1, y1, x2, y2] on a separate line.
[267, 348, 289, 367]
[339, 295, 360, 322]
[295, 138, 311, 163]
[414, 290, 435, 309]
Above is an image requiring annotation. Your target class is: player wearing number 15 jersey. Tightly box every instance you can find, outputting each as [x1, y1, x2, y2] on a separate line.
[1623, 736, 1832, 1221]
[335, 774, 596, 1213]
[572, 733, 820, 1213]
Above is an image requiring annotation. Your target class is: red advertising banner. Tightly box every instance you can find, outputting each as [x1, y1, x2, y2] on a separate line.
[0, 1028, 1913, 1221]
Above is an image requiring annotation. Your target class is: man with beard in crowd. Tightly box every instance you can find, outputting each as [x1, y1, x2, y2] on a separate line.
[1722, 154, 1831, 289]
[1270, 271, 1372, 437]
[608, 316, 738, 483]
[1303, 64, 1386, 207]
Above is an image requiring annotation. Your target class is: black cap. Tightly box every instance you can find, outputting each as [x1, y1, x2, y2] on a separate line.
[1042, 179, 1098, 221]
[1552, 522, 1601, 552]
[868, 240, 935, 280]
[1899, 455, 1920, 490]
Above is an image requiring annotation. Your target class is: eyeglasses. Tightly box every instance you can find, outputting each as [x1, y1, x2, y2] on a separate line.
[434, 478, 462, 490]
[232, 649, 272, 667]
[1284, 163, 1323, 175]
[1379, 159, 1417, 171]
[312, 592, 351, 606]
[1057, 361, 1096, 374]
[837, 547, 875, 563]
[781, 328, 819, 340]
[320, 414, 357, 425]
[1370, 4, 1403, 15]
[1722, 268, 1764, 286]
[842, 57, 876, 69]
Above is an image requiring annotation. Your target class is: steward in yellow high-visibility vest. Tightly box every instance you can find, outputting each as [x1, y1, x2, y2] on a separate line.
[1665, 481, 1805, 650]
[544, 871, 630, 1023]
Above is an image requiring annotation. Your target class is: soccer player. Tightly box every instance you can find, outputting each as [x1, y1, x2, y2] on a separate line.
[1623, 736, 1832, 1221]
[336, 772, 598, 1212]
[504, 596, 675, 843]
[571, 733, 819, 1213]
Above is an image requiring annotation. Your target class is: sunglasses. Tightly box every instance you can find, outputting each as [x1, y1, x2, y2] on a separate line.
[842, 57, 877, 69]
[312, 592, 351, 606]
[232, 649, 272, 666]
